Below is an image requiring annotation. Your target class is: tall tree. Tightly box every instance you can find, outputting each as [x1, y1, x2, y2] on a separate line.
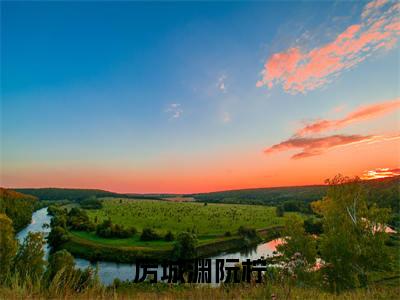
[14, 232, 46, 282]
[312, 175, 392, 292]
[0, 214, 17, 283]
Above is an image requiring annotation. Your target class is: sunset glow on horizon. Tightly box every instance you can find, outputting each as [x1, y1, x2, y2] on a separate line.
[1, 0, 399, 194]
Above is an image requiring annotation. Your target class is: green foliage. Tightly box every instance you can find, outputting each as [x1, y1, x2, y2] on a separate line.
[14, 188, 126, 202]
[238, 226, 258, 239]
[317, 175, 392, 292]
[303, 217, 323, 234]
[46, 249, 75, 281]
[15, 188, 165, 203]
[0, 188, 38, 230]
[67, 208, 95, 231]
[192, 185, 327, 206]
[80, 197, 103, 209]
[164, 231, 175, 241]
[96, 219, 136, 238]
[173, 232, 198, 259]
[277, 215, 317, 265]
[14, 232, 46, 283]
[192, 176, 400, 216]
[48, 226, 70, 249]
[0, 214, 17, 283]
[51, 214, 67, 229]
[276, 205, 284, 217]
[140, 228, 161, 241]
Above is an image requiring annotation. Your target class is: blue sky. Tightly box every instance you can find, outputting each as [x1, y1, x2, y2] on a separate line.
[1, 1, 399, 193]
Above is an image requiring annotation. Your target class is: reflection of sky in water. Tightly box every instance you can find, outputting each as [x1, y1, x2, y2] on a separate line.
[21, 208, 284, 285]
[16, 208, 51, 259]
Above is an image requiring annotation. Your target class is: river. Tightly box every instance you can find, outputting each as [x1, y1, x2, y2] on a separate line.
[17, 207, 282, 285]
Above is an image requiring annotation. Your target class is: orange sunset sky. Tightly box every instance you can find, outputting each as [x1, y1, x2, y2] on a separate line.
[1, 0, 399, 193]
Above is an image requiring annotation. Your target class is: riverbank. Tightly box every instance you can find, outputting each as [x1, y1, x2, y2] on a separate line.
[60, 227, 282, 263]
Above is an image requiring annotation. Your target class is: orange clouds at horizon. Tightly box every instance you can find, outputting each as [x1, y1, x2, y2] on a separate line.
[1, 135, 399, 194]
[360, 167, 400, 180]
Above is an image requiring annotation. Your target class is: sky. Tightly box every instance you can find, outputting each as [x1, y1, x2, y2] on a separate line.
[1, 0, 399, 193]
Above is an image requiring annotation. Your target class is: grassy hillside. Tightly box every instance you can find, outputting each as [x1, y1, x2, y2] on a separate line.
[86, 198, 288, 236]
[0, 188, 38, 230]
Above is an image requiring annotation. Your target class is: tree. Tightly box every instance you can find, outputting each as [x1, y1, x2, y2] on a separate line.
[276, 205, 284, 217]
[140, 228, 160, 241]
[314, 175, 391, 292]
[48, 226, 70, 249]
[303, 218, 323, 234]
[164, 231, 175, 241]
[173, 232, 198, 259]
[0, 214, 17, 283]
[14, 232, 46, 282]
[46, 249, 75, 281]
[277, 215, 317, 266]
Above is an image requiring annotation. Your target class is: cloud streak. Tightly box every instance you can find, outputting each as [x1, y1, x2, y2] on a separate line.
[257, 0, 400, 93]
[297, 98, 400, 136]
[264, 134, 377, 159]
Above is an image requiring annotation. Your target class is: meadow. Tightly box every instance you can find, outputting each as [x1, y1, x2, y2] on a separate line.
[85, 198, 288, 237]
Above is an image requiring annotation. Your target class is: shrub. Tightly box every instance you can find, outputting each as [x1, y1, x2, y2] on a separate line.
[67, 208, 95, 231]
[140, 228, 161, 241]
[96, 219, 136, 238]
[164, 231, 175, 241]
[80, 197, 102, 209]
[238, 226, 257, 238]
[173, 232, 198, 259]
[48, 226, 70, 249]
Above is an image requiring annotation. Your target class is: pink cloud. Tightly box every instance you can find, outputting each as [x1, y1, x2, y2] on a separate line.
[257, 0, 400, 93]
[297, 98, 400, 136]
[264, 134, 377, 160]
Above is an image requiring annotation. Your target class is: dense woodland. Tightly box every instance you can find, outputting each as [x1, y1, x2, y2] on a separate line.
[0, 188, 38, 230]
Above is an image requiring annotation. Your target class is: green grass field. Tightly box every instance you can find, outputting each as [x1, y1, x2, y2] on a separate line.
[85, 198, 289, 237]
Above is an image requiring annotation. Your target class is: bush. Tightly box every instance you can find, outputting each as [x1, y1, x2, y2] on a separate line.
[140, 228, 161, 241]
[276, 205, 284, 217]
[67, 208, 95, 231]
[224, 231, 232, 237]
[303, 218, 323, 234]
[173, 232, 198, 259]
[96, 219, 136, 238]
[164, 231, 175, 241]
[48, 226, 70, 249]
[238, 226, 257, 239]
[80, 197, 102, 209]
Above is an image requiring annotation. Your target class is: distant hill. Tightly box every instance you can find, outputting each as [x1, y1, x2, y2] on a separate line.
[190, 185, 327, 207]
[0, 188, 38, 230]
[14, 188, 162, 202]
[13, 188, 126, 202]
[190, 176, 400, 214]
[13, 175, 400, 209]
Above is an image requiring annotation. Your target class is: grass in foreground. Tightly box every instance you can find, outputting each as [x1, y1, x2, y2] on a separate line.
[1, 281, 399, 300]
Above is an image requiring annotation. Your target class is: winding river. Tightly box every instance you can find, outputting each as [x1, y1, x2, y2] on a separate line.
[17, 207, 282, 285]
